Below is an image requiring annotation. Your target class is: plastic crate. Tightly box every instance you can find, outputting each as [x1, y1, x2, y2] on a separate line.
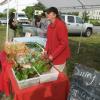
[12, 69, 40, 89]
[11, 66, 59, 89]
[33, 66, 59, 83]
[40, 71, 59, 83]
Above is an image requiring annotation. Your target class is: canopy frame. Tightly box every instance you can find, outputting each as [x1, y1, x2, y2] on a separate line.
[38, 0, 100, 54]
[1, 0, 100, 53]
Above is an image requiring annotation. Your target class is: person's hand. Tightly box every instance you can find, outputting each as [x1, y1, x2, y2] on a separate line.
[12, 22, 16, 26]
[41, 50, 48, 59]
[48, 55, 53, 61]
[42, 50, 47, 55]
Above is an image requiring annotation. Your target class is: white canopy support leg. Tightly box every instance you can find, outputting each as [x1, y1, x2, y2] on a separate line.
[15, 0, 18, 18]
[77, 0, 86, 54]
[6, 0, 9, 41]
[77, 23, 84, 54]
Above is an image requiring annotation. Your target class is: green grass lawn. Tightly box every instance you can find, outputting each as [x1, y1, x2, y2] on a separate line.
[66, 33, 100, 77]
[0, 25, 6, 50]
[0, 25, 100, 77]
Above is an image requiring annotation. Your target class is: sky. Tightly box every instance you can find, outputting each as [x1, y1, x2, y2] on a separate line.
[0, 0, 38, 13]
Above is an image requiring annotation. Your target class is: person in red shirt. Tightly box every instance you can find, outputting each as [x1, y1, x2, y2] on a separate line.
[43, 7, 70, 72]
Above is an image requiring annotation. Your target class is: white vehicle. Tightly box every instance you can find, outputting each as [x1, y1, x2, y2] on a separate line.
[0, 18, 7, 24]
[61, 14, 93, 37]
[15, 12, 29, 24]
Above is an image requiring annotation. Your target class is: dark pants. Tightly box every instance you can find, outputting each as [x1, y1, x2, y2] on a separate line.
[8, 28, 16, 41]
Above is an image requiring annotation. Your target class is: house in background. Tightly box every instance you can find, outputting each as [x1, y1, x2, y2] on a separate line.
[79, 10, 100, 20]
[88, 10, 100, 20]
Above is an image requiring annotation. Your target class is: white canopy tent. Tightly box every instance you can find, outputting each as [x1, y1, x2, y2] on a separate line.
[0, 0, 10, 5]
[38, 0, 100, 53]
[0, 0, 100, 53]
[38, 0, 100, 10]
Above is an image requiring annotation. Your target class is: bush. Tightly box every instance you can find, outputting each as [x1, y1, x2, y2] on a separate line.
[90, 19, 100, 26]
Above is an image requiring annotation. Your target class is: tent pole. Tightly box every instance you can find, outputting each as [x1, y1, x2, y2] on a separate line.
[16, 0, 18, 14]
[6, 0, 9, 41]
[15, 0, 18, 22]
[17, 0, 18, 12]
[77, 8, 85, 54]
[77, 0, 85, 54]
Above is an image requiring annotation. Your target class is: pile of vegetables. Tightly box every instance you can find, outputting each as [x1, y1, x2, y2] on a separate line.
[12, 42, 52, 81]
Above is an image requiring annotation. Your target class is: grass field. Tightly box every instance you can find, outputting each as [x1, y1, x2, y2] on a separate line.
[0, 25, 6, 50]
[0, 25, 100, 77]
[66, 33, 100, 77]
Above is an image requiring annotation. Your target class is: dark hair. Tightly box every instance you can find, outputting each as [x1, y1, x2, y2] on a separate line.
[46, 7, 60, 18]
[9, 12, 17, 30]
[41, 12, 46, 18]
[9, 12, 15, 18]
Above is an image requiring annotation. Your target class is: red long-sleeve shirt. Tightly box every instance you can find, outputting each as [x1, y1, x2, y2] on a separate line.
[45, 18, 70, 65]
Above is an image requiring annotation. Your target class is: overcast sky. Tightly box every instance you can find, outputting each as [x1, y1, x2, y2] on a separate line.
[0, 0, 38, 13]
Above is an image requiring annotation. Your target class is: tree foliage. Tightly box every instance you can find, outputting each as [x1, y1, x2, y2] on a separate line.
[3, 8, 16, 15]
[67, 12, 79, 16]
[23, 2, 46, 19]
[9, 8, 16, 15]
[23, 6, 33, 19]
[82, 11, 89, 22]
[0, 13, 6, 18]
[33, 2, 45, 12]
[0, 8, 16, 18]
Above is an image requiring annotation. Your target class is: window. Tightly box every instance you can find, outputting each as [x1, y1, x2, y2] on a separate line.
[68, 16, 74, 23]
[61, 15, 65, 21]
[18, 14, 26, 17]
[76, 17, 83, 24]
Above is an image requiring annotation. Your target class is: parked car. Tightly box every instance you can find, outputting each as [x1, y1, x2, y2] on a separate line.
[0, 18, 7, 24]
[61, 14, 93, 37]
[15, 12, 29, 24]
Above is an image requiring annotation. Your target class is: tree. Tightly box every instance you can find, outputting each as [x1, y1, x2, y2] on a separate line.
[23, 2, 46, 19]
[0, 13, 6, 18]
[0, 8, 16, 18]
[33, 2, 45, 12]
[67, 12, 79, 16]
[23, 6, 33, 19]
[3, 9, 7, 14]
[82, 11, 89, 22]
[3, 8, 16, 17]
[9, 8, 16, 15]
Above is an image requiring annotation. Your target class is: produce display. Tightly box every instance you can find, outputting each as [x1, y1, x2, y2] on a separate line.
[5, 42, 52, 81]
[4, 42, 29, 55]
